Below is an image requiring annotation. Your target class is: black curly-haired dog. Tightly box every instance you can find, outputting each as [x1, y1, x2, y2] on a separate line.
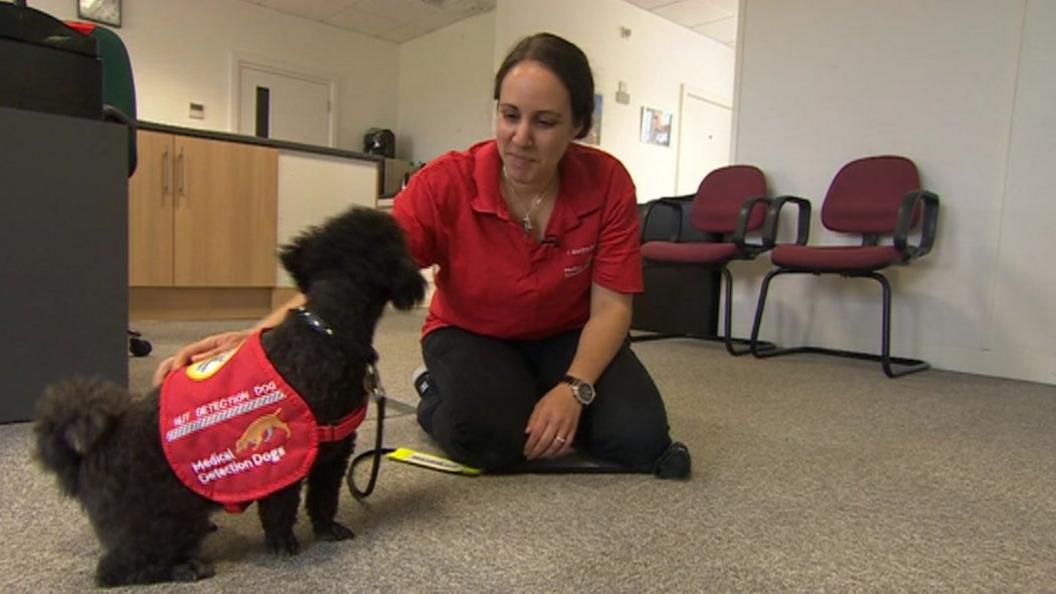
[33, 207, 425, 587]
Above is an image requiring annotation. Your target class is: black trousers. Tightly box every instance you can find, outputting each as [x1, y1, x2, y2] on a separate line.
[418, 326, 673, 471]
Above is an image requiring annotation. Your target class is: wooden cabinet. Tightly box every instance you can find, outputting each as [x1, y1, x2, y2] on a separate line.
[129, 130, 278, 287]
[128, 130, 175, 285]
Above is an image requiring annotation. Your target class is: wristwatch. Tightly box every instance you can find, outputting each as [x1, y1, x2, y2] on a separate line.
[560, 374, 596, 407]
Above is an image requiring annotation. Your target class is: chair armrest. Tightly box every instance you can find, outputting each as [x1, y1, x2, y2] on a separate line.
[103, 105, 138, 177]
[894, 190, 940, 261]
[762, 195, 812, 249]
[103, 104, 135, 127]
[640, 195, 694, 243]
[731, 196, 772, 254]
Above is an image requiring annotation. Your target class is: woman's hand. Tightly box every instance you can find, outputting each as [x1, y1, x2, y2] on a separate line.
[519, 285, 632, 460]
[523, 384, 582, 460]
[151, 330, 252, 387]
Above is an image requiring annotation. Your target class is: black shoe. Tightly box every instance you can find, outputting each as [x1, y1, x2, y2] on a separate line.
[654, 441, 691, 479]
[412, 366, 432, 398]
[412, 366, 439, 433]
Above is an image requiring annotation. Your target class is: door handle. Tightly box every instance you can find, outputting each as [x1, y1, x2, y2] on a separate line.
[161, 148, 170, 201]
[175, 148, 185, 206]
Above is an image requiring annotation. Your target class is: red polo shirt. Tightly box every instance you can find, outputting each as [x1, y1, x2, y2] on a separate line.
[393, 140, 642, 340]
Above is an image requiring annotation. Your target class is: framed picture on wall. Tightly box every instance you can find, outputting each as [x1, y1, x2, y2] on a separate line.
[78, 0, 122, 27]
[640, 106, 672, 147]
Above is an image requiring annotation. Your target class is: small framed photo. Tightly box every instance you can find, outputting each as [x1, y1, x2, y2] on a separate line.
[640, 106, 673, 147]
[78, 0, 122, 27]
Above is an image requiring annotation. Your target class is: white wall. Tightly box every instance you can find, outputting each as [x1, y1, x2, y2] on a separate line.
[29, 0, 399, 151]
[396, 11, 496, 163]
[988, 0, 1056, 382]
[30, 0, 734, 200]
[735, 0, 1056, 384]
[494, 0, 736, 204]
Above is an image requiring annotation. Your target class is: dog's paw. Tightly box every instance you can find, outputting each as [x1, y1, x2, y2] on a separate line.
[314, 520, 355, 542]
[171, 559, 215, 582]
[266, 532, 301, 556]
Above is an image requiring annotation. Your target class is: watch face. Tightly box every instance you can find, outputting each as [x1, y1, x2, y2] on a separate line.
[79, 0, 121, 27]
[562, 375, 595, 406]
[574, 382, 595, 405]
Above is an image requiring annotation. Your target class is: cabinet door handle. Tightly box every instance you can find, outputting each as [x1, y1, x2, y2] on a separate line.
[161, 148, 170, 200]
[176, 148, 185, 205]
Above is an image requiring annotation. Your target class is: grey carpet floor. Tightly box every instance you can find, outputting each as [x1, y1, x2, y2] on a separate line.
[2, 309, 1054, 592]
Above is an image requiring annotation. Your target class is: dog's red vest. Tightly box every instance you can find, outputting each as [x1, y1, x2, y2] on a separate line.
[159, 330, 365, 512]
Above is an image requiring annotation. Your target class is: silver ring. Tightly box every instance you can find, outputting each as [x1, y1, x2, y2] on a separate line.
[555, 436, 567, 444]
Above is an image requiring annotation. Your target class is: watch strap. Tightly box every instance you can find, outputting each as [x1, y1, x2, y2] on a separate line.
[560, 374, 583, 387]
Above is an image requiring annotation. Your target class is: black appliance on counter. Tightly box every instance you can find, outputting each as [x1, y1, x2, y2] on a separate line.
[363, 127, 395, 158]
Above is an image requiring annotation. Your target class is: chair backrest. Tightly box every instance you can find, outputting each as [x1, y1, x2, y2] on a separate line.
[67, 22, 137, 176]
[93, 26, 137, 176]
[821, 155, 920, 234]
[690, 165, 768, 234]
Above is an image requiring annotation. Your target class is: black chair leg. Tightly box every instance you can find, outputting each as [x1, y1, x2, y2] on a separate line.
[749, 268, 929, 377]
[720, 267, 739, 355]
[631, 264, 773, 354]
[128, 328, 152, 357]
[869, 272, 929, 378]
[749, 268, 786, 358]
[721, 267, 769, 356]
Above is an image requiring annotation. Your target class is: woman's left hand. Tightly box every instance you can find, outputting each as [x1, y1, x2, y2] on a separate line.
[523, 384, 582, 460]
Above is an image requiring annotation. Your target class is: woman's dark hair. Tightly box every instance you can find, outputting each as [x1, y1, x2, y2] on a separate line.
[493, 33, 595, 140]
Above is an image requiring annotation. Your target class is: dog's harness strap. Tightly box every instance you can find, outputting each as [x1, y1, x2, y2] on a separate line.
[293, 306, 375, 440]
[316, 405, 367, 442]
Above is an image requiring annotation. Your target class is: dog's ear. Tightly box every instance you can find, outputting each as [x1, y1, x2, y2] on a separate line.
[279, 232, 318, 293]
[388, 258, 427, 310]
[62, 410, 110, 455]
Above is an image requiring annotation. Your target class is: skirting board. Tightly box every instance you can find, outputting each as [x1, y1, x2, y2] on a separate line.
[130, 288, 276, 321]
[132, 287, 430, 322]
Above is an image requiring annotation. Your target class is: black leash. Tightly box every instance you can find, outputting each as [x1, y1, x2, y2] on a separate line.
[346, 363, 394, 500]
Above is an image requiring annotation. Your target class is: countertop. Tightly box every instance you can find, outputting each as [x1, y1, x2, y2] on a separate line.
[137, 121, 384, 164]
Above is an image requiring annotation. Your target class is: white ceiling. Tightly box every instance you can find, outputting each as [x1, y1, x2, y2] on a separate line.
[623, 0, 738, 47]
[238, 0, 738, 47]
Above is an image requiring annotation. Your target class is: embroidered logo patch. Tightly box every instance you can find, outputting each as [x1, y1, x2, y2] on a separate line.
[563, 263, 589, 278]
[235, 409, 292, 454]
[186, 346, 240, 381]
[564, 243, 595, 278]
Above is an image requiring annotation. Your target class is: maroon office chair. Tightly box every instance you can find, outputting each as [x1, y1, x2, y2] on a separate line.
[748, 155, 939, 377]
[638, 165, 772, 355]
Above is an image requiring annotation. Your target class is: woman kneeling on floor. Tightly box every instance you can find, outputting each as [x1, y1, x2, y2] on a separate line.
[155, 32, 689, 479]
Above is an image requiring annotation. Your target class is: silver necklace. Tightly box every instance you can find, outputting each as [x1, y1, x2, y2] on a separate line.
[503, 168, 555, 233]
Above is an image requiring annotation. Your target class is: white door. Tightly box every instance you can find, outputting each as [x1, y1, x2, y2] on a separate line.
[675, 85, 732, 195]
[238, 65, 333, 147]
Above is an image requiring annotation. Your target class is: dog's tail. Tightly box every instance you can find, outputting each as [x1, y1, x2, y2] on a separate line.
[33, 377, 131, 497]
